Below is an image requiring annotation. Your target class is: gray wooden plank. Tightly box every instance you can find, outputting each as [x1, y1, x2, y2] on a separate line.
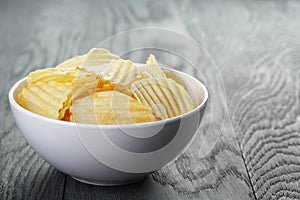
[175, 0, 300, 199]
[0, 0, 88, 199]
[0, 0, 256, 199]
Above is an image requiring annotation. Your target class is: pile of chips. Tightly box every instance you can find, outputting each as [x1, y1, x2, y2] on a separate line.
[18, 48, 195, 124]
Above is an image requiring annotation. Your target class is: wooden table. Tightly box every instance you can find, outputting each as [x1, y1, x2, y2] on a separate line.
[1, 0, 300, 199]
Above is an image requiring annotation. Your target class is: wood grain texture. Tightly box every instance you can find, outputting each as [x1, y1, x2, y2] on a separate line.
[0, 0, 254, 198]
[0, 0, 71, 199]
[2, 0, 299, 199]
[63, 138, 253, 200]
[175, 0, 300, 199]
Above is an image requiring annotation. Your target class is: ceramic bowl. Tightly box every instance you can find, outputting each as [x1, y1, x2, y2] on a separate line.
[9, 67, 208, 185]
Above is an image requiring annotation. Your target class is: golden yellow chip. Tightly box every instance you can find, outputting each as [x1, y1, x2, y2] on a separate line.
[19, 68, 79, 119]
[162, 69, 187, 89]
[27, 68, 100, 99]
[82, 48, 120, 73]
[19, 68, 101, 120]
[141, 54, 166, 79]
[114, 85, 133, 97]
[18, 81, 73, 119]
[102, 59, 138, 87]
[131, 78, 194, 119]
[72, 70, 101, 100]
[94, 83, 133, 97]
[27, 68, 78, 83]
[140, 71, 152, 79]
[70, 91, 161, 124]
[62, 109, 71, 122]
[95, 83, 116, 92]
[55, 55, 86, 69]
[18, 49, 192, 124]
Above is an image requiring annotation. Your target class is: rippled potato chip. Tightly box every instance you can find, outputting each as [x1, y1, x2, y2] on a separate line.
[82, 48, 120, 74]
[18, 81, 73, 119]
[131, 78, 194, 119]
[95, 83, 133, 97]
[141, 54, 166, 79]
[70, 91, 161, 124]
[19, 68, 79, 119]
[27, 68, 78, 83]
[19, 68, 101, 120]
[95, 83, 115, 92]
[72, 70, 101, 100]
[56, 55, 86, 70]
[162, 69, 187, 89]
[18, 48, 195, 124]
[102, 59, 139, 87]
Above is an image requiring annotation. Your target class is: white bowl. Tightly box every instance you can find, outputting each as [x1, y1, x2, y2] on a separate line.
[9, 67, 208, 186]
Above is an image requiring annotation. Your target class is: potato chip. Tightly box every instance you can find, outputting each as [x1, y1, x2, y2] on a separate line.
[139, 71, 152, 79]
[146, 54, 158, 65]
[62, 109, 71, 121]
[19, 47, 193, 124]
[82, 48, 120, 74]
[130, 80, 168, 119]
[19, 68, 101, 120]
[95, 83, 115, 92]
[141, 54, 166, 79]
[95, 83, 133, 97]
[70, 91, 161, 124]
[18, 81, 73, 119]
[162, 69, 187, 89]
[27, 68, 79, 83]
[28, 68, 101, 99]
[56, 55, 86, 69]
[20, 68, 80, 119]
[131, 78, 194, 119]
[114, 84, 133, 97]
[102, 59, 139, 87]
[72, 71, 100, 100]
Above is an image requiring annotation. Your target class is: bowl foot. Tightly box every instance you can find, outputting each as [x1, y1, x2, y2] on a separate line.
[71, 175, 147, 186]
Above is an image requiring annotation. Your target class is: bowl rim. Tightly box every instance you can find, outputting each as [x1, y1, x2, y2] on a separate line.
[9, 67, 208, 129]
